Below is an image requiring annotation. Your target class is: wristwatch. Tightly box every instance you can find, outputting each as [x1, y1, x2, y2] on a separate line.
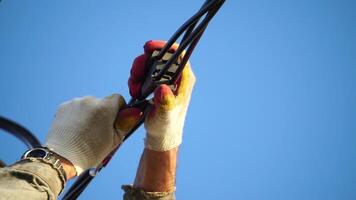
[22, 147, 67, 182]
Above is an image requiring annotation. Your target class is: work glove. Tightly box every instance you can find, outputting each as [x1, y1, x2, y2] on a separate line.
[128, 40, 196, 151]
[45, 94, 141, 175]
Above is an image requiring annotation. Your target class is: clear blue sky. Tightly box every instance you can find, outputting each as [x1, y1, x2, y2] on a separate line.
[1, 0, 355, 199]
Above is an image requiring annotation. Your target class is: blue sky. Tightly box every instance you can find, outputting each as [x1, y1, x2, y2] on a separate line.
[1, 0, 355, 199]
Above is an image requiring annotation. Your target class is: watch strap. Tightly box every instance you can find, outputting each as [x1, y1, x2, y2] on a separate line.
[22, 147, 67, 183]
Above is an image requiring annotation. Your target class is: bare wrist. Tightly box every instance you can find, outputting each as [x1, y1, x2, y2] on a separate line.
[57, 155, 76, 180]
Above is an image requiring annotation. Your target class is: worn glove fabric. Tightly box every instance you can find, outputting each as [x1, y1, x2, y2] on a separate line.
[45, 94, 130, 175]
[128, 40, 196, 151]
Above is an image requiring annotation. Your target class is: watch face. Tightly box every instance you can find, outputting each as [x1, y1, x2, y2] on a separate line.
[28, 149, 47, 158]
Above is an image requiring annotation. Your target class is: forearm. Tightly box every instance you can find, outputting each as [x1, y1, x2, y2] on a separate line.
[134, 147, 178, 192]
[121, 148, 178, 200]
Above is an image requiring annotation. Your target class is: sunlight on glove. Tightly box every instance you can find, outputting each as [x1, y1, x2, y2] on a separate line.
[45, 94, 138, 175]
[129, 40, 196, 151]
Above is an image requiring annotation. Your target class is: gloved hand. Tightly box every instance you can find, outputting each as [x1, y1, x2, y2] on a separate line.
[45, 94, 141, 175]
[128, 40, 196, 151]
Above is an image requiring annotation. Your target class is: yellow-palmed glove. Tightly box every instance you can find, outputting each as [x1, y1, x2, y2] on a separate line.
[128, 40, 196, 151]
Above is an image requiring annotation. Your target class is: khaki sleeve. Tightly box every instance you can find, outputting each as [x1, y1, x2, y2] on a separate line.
[122, 185, 175, 200]
[0, 159, 64, 200]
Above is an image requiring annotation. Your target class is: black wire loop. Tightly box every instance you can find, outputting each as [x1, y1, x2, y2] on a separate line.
[0, 116, 41, 149]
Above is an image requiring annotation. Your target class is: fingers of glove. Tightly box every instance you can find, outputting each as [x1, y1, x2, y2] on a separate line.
[151, 64, 196, 113]
[99, 94, 126, 121]
[153, 84, 176, 112]
[143, 40, 179, 54]
[130, 54, 148, 82]
[98, 94, 130, 146]
[129, 40, 181, 99]
[175, 64, 196, 102]
[128, 54, 146, 98]
[115, 107, 143, 135]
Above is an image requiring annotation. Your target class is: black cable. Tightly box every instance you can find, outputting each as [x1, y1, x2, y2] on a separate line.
[139, 0, 225, 100]
[156, 0, 223, 60]
[170, 0, 224, 83]
[0, 160, 6, 168]
[0, 116, 41, 149]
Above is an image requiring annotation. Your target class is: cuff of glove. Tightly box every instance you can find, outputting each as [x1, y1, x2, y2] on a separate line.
[121, 185, 175, 200]
[144, 133, 182, 152]
[44, 144, 86, 175]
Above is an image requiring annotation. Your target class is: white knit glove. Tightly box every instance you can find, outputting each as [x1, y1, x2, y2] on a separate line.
[45, 94, 129, 175]
[128, 40, 196, 151]
[144, 65, 195, 151]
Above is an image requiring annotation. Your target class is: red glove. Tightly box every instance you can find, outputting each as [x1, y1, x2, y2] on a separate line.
[128, 40, 180, 98]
